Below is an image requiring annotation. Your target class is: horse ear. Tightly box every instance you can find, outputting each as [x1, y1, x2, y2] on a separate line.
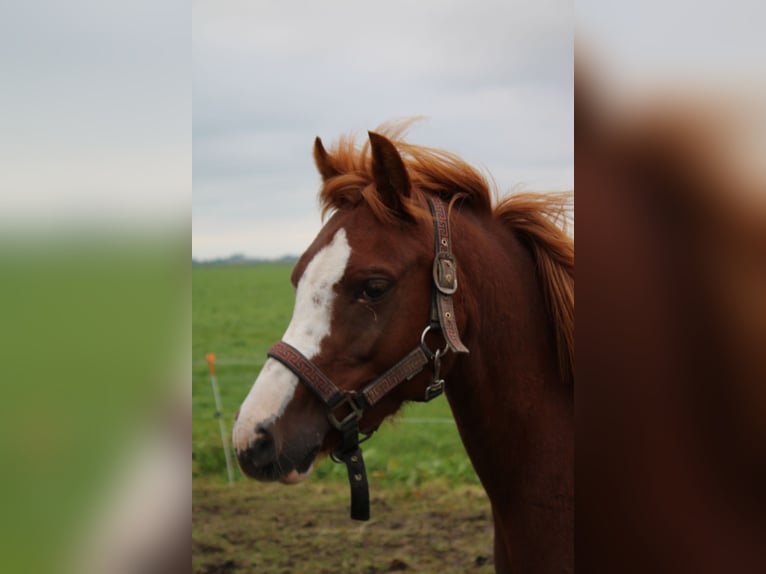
[368, 131, 412, 218]
[313, 136, 341, 181]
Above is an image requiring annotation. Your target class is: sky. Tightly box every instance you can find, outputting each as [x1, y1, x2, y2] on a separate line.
[192, 0, 574, 260]
[577, 0, 766, 91]
[1, 1, 760, 258]
[0, 1, 190, 232]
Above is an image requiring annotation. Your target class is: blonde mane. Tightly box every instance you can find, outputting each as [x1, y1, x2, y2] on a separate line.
[318, 124, 574, 385]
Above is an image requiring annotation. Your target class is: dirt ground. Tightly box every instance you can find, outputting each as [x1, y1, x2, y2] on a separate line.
[193, 478, 494, 573]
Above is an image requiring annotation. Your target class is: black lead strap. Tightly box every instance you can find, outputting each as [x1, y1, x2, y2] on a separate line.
[333, 417, 370, 521]
[336, 445, 370, 521]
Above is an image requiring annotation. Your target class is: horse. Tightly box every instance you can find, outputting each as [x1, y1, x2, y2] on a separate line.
[232, 125, 574, 573]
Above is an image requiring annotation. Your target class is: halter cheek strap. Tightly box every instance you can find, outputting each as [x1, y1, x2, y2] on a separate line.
[266, 196, 469, 521]
[429, 197, 469, 354]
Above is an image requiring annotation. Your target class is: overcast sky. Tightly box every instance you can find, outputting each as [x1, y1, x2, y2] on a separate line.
[192, 0, 573, 260]
[0, 1, 190, 231]
[2, 1, 760, 259]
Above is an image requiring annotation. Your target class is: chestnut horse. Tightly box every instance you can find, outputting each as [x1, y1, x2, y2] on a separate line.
[233, 127, 574, 573]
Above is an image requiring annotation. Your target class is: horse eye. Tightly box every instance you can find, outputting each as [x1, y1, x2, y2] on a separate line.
[359, 278, 391, 302]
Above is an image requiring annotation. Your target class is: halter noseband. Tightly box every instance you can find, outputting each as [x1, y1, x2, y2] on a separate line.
[266, 196, 469, 521]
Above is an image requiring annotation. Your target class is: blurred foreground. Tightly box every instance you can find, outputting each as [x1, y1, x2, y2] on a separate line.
[576, 50, 766, 573]
[0, 0, 190, 571]
[0, 237, 189, 574]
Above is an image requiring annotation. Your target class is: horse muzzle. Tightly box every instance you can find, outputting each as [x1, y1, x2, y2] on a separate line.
[234, 422, 320, 484]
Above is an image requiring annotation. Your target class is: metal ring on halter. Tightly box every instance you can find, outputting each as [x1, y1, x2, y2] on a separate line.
[420, 325, 450, 358]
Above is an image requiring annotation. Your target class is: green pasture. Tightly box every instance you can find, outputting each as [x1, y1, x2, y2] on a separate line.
[192, 262, 480, 487]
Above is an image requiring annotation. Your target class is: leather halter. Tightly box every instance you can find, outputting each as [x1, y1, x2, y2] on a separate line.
[266, 196, 469, 521]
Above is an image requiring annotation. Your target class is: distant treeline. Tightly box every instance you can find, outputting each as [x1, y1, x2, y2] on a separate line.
[192, 254, 298, 266]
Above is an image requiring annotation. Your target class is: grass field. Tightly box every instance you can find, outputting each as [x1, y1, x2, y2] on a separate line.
[192, 262, 480, 488]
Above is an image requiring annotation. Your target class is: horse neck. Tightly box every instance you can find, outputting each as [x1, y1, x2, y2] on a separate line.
[446, 210, 574, 570]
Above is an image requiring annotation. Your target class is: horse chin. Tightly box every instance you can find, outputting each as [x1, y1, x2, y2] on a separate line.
[279, 465, 314, 485]
[237, 456, 316, 484]
[277, 443, 320, 484]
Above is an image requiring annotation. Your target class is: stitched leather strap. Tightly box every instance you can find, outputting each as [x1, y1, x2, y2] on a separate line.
[268, 341, 431, 411]
[268, 341, 343, 406]
[361, 346, 430, 407]
[428, 198, 470, 354]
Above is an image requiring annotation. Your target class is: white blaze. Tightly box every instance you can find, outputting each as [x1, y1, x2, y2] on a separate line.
[233, 228, 351, 451]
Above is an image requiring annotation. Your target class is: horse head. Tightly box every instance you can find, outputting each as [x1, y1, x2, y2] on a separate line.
[232, 132, 465, 485]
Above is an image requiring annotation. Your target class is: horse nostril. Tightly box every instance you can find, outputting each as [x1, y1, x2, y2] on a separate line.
[248, 424, 276, 468]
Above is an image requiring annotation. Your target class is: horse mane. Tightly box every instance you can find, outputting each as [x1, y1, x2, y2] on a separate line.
[318, 123, 574, 385]
[318, 120, 493, 223]
[495, 192, 574, 386]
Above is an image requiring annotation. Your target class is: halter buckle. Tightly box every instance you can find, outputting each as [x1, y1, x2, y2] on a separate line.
[328, 392, 363, 431]
[433, 253, 458, 295]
